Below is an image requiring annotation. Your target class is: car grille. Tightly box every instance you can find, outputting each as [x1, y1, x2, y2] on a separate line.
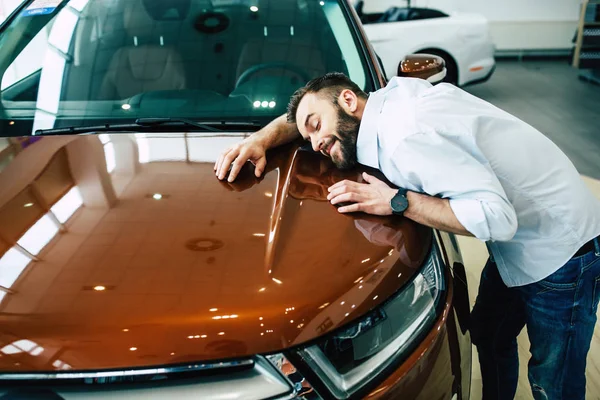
[0, 356, 321, 399]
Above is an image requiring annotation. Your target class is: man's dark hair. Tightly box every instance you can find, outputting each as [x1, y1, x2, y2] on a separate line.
[286, 72, 368, 124]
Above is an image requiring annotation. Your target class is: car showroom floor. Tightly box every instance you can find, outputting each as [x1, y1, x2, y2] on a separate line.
[460, 59, 600, 399]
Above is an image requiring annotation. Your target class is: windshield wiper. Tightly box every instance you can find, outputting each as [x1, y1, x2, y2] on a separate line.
[34, 118, 262, 135]
[134, 118, 221, 132]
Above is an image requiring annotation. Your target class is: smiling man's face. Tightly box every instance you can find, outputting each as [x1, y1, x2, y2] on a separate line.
[295, 91, 361, 170]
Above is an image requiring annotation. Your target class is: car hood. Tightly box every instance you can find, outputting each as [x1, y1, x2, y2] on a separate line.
[0, 133, 431, 372]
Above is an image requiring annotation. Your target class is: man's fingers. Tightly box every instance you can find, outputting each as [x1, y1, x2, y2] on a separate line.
[227, 155, 248, 182]
[362, 172, 381, 184]
[214, 149, 225, 171]
[217, 149, 239, 180]
[338, 203, 362, 213]
[327, 186, 349, 200]
[254, 157, 267, 178]
[216, 149, 230, 178]
[330, 192, 361, 205]
[215, 148, 231, 172]
[327, 182, 367, 201]
[328, 179, 357, 192]
[328, 180, 349, 191]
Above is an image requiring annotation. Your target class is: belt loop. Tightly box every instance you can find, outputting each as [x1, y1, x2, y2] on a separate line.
[595, 236, 600, 257]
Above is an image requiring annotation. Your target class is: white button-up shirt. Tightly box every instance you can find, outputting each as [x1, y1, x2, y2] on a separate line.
[357, 77, 600, 287]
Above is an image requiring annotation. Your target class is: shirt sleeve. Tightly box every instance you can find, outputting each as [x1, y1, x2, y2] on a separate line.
[392, 131, 518, 242]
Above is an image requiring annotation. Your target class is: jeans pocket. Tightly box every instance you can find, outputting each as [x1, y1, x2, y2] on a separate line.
[536, 260, 580, 294]
[536, 281, 577, 295]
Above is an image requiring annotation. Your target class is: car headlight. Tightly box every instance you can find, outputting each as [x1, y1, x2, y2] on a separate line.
[296, 243, 446, 399]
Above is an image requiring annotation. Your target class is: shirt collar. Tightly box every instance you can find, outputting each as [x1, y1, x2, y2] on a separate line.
[356, 91, 385, 170]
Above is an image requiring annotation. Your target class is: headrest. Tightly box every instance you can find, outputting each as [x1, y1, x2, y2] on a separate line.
[123, 0, 191, 38]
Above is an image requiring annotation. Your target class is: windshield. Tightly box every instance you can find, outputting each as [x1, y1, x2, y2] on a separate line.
[0, 0, 375, 136]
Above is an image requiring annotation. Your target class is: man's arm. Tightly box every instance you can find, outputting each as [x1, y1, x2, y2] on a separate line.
[327, 172, 472, 236]
[328, 128, 519, 242]
[215, 114, 300, 181]
[404, 191, 472, 236]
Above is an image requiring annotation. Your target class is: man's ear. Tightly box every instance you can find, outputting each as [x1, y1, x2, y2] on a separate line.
[338, 89, 358, 113]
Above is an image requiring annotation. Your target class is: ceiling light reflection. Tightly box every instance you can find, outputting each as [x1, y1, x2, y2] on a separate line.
[93, 286, 105, 291]
[250, 6, 258, 12]
[272, 278, 282, 284]
[121, 104, 131, 110]
[209, 308, 218, 312]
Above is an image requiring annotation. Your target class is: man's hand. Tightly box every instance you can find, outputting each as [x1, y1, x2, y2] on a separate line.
[327, 172, 397, 215]
[214, 137, 267, 182]
[214, 114, 301, 182]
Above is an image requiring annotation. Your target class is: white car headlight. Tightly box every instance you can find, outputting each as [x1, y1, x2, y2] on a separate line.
[296, 243, 446, 399]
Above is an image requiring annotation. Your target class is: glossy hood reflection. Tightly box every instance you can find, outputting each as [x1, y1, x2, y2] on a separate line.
[0, 133, 430, 372]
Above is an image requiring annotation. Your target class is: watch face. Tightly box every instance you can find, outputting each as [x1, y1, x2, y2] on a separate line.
[391, 194, 409, 214]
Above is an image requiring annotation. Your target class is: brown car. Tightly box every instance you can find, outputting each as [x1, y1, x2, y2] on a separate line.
[0, 0, 471, 399]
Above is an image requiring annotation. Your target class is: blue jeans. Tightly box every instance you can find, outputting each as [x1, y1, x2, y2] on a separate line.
[471, 238, 600, 400]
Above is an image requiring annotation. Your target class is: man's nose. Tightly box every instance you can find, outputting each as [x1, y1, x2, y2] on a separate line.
[312, 137, 324, 153]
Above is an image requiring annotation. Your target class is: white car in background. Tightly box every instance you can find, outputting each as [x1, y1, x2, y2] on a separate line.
[355, 1, 496, 86]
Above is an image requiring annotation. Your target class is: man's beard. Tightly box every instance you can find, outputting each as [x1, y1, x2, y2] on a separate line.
[331, 106, 360, 170]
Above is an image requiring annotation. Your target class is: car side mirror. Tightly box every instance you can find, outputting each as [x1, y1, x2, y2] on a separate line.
[397, 53, 446, 84]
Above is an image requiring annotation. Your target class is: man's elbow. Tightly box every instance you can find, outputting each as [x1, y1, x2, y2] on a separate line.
[488, 208, 518, 242]
[491, 222, 517, 241]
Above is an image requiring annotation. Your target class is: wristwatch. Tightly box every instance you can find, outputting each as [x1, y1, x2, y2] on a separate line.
[390, 188, 409, 216]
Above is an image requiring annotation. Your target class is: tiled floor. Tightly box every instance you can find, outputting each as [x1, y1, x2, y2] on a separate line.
[461, 60, 600, 399]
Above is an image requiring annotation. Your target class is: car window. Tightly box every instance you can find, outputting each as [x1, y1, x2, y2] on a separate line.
[0, 0, 375, 135]
[407, 9, 421, 20]
[416, 8, 447, 20]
